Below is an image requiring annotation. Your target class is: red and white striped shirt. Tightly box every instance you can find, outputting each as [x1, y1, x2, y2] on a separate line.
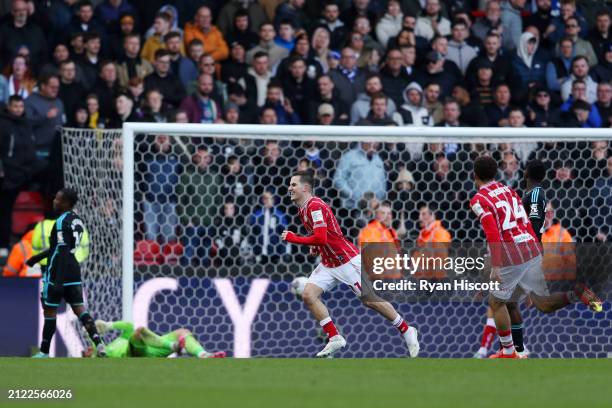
[297, 196, 359, 267]
[470, 181, 541, 266]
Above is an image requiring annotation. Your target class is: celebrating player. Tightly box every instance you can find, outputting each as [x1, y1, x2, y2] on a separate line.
[470, 156, 603, 359]
[281, 169, 419, 358]
[26, 188, 106, 358]
[474, 159, 548, 358]
[83, 320, 226, 358]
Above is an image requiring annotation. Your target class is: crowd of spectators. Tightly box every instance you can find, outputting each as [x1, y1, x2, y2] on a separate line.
[0, 0, 611, 264]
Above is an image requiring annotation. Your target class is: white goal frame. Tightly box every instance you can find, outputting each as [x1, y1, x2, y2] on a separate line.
[120, 123, 612, 321]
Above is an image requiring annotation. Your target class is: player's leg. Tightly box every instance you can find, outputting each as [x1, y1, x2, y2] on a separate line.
[70, 299, 105, 357]
[34, 306, 57, 358]
[520, 255, 603, 313]
[302, 282, 347, 357]
[360, 297, 420, 357]
[488, 263, 527, 358]
[530, 287, 603, 313]
[34, 277, 64, 358]
[507, 302, 526, 356]
[303, 266, 346, 357]
[340, 255, 419, 357]
[474, 306, 496, 358]
[488, 296, 517, 358]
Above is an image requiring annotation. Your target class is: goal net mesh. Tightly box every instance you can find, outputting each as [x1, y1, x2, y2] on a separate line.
[61, 127, 611, 358]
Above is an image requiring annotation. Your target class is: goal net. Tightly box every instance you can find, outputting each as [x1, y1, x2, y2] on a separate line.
[61, 125, 611, 358]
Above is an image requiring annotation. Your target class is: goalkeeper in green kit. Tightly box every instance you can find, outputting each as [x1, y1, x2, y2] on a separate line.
[83, 320, 226, 358]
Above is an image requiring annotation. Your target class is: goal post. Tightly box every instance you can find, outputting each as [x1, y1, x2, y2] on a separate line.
[60, 124, 612, 358]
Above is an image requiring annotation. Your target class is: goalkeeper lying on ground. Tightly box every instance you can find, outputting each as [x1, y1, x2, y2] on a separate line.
[82, 320, 226, 358]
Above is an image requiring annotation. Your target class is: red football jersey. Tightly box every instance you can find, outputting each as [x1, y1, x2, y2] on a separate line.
[470, 181, 541, 266]
[298, 196, 359, 267]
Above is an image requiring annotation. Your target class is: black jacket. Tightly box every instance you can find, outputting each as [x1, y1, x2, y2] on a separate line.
[144, 72, 186, 108]
[0, 19, 48, 73]
[0, 109, 36, 190]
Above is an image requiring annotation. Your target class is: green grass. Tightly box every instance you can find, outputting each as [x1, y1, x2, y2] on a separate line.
[1, 358, 611, 408]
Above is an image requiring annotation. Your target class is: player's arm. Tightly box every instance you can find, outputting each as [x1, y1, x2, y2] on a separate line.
[528, 194, 545, 240]
[96, 320, 135, 339]
[471, 198, 504, 265]
[282, 205, 328, 246]
[282, 227, 327, 246]
[25, 249, 51, 267]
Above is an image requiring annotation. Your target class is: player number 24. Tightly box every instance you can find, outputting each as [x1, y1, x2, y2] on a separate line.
[495, 197, 528, 231]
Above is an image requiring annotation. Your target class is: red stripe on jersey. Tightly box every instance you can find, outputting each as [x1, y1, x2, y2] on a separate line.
[298, 197, 359, 267]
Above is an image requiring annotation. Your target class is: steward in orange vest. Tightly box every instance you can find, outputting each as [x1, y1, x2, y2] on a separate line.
[359, 202, 402, 279]
[541, 222, 576, 280]
[414, 206, 452, 280]
[2, 229, 41, 277]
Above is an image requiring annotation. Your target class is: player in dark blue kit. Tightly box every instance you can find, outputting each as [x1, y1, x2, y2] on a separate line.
[26, 188, 106, 358]
[502, 160, 549, 357]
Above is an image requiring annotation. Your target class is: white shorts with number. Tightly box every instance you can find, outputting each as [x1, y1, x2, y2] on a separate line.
[490, 254, 549, 301]
[308, 255, 363, 296]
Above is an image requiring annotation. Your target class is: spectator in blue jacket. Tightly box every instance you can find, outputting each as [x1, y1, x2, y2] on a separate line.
[249, 191, 290, 262]
[333, 142, 387, 209]
[262, 81, 300, 124]
[546, 36, 575, 93]
[560, 79, 602, 127]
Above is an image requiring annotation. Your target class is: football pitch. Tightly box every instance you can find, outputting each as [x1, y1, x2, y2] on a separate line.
[1, 358, 610, 408]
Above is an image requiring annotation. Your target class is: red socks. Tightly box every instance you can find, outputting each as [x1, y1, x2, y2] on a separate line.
[319, 317, 339, 338]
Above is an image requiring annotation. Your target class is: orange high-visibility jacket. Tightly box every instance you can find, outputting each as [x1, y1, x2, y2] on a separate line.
[414, 220, 452, 279]
[358, 220, 399, 247]
[359, 220, 401, 279]
[541, 223, 576, 280]
[2, 229, 40, 278]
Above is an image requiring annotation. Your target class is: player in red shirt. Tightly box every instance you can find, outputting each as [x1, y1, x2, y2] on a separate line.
[281, 169, 419, 358]
[471, 156, 603, 359]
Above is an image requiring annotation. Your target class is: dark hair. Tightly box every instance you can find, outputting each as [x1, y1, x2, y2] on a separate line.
[164, 31, 181, 42]
[525, 159, 547, 183]
[288, 55, 306, 66]
[259, 22, 274, 31]
[234, 8, 249, 20]
[571, 55, 589, 67]
[59, 188, 79, 207]
[494, 83, 510, 93]
[451, 18, 467, 29]
[370, 92, 387, 105]
[83, 31, 101, 42]
[571, 99, 591, 112]
[188, 38, 204, 48]
[279, 18, 294, 28]
[98, 59, 115, 72]
[39, 72, 60, 85]
[8, 94, 24, 104]
[124, 32, 141, 42]
[77, 0, 92, 9]
[154, 48, 171, 60]
[365, 72, 381, 82]
[473, 155, 498, 182]
[267, 79, 282, 90]
[253, 51, 269, 60]
[293, 169, 315, 189]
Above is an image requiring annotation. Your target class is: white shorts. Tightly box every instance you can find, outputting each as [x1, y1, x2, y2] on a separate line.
[490, 255, 549, 301]
[308, 255, 363, 296]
